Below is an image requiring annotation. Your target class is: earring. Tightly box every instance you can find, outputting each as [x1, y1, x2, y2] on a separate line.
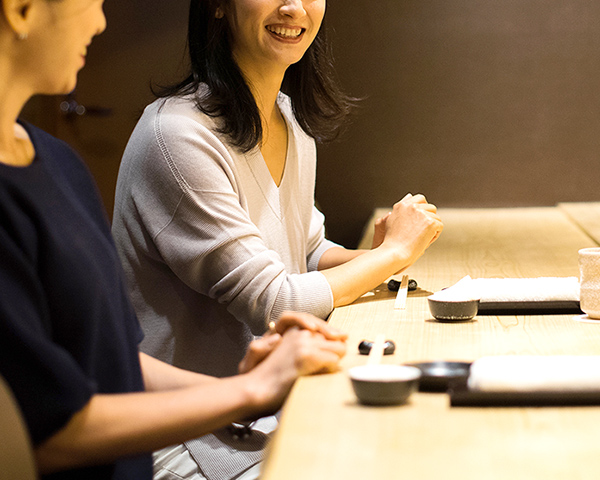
[17, 32, 28, 41]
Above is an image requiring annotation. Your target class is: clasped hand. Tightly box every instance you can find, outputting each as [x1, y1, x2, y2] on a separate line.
[238, 311, 347, 375]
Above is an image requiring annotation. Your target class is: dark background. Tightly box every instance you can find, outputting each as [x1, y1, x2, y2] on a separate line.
[23, 1, 600, 247]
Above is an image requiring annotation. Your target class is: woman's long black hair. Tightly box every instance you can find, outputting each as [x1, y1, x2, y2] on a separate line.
[155, 0, 356, 152]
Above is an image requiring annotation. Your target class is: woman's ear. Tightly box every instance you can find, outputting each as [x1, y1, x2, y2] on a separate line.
[2, 0, 35, 39]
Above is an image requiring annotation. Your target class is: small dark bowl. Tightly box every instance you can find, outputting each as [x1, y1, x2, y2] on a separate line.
[349, 365, 421, 406]
[428, 297, 480, 322]
[404, 361, 472, 392]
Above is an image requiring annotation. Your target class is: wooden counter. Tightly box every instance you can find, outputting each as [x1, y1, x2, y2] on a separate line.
[262, 207, 600, 480]
[559, 202, 600, 245]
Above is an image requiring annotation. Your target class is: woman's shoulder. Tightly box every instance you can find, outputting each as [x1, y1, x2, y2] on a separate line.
[1, 123, 107, 228]
[137, 92, 225, 145]
[18, 122, 94, 183]
[21, 122, 79, 160]
[123, 93, 241, 185]
[154, 86, 219, 123]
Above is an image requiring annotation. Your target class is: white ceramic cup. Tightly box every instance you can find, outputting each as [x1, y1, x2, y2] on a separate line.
[579, 248, 600, 319]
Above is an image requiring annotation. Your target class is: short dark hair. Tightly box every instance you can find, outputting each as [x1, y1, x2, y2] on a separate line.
[155, 0, 356, 152]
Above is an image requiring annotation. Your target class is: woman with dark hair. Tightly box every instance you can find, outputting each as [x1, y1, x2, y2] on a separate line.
[112, 0, 442, 478]
[0, 0, 346, 479]
[162, 0, 349, 149]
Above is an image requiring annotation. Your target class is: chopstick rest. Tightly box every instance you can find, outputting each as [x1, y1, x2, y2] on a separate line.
[387, 278, 418, 292]
[367, 334, 386, 365]
[358, 339, 396, 356]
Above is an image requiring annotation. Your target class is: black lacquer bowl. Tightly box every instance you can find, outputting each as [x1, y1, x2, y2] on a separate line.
[428, 297, 480, 322]
[404, 361, 472, 392]
[349, 365, 421, 406]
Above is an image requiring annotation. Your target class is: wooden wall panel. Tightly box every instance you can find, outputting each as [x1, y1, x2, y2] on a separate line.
[318, 0, 600, 246]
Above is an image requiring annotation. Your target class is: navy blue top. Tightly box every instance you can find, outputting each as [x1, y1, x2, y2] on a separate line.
[0, 123, 152, 479]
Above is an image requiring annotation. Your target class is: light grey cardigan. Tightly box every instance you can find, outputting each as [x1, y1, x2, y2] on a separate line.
[112, 92, 338, 479]
[113, 92, 337, 377]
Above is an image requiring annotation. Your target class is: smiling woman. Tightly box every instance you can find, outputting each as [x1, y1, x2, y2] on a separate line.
[165, 0, 351, 152]
[111, 0, 442, 478]
[227, 0, 324, 73]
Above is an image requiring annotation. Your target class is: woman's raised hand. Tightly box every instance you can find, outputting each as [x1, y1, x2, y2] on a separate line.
[372, 212, 392, 249]
[378, 193, 443, 267]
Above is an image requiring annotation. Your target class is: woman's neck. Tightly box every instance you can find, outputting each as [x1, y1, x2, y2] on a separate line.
[0, 57, 36, 166]
[0, 124, 35, 167]
[246, 71, 287, 160]
[236, 61, 289, 185]
[235, 57, 286, 125]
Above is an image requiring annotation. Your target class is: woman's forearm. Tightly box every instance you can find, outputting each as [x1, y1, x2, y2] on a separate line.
[35, 372, 271, 474]
[319, 245, 408, 307]
[318, 195, 443, 307]
[317, 246, 366, 270]
[139, 352, 218, 391]
[35, 329, 346, 475]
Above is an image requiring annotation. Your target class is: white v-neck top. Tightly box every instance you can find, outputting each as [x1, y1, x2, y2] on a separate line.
[112, 91, 337, 378]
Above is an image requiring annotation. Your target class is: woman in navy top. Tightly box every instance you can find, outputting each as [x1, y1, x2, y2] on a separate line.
[0, 1, 347, 478]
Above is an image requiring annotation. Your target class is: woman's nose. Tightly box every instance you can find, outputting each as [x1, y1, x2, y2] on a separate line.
[95, 4, 107, 37]
[279, 0, 306, 18]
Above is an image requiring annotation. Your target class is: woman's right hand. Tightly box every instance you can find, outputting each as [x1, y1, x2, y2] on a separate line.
[244, 325, 346, 414]
[379, 193, 443, 268]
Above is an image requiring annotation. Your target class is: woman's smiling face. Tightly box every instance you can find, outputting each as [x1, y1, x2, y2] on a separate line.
[225, 0, 326, 76]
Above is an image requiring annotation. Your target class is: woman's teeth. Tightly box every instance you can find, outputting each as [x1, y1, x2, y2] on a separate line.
[267, 26, 303, 38]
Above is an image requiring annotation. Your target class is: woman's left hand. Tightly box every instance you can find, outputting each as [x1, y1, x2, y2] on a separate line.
[238, 312, 347, 374]
[275, 311, 347, 340]
[372, 212, 392, 249]
[238, 334, 283, 374]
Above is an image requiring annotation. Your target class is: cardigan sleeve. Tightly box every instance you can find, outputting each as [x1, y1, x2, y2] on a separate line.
[124, 104, 334, 334]
[306, 205, 342, 272]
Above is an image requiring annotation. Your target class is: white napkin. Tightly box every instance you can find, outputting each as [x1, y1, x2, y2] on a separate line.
[430, 276, 580, 303]
[468, 356, 600, 392]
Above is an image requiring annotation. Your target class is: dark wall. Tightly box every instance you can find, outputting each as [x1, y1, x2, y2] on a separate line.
[22, 1, 600, 248]
[317, 0, 600, 247]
